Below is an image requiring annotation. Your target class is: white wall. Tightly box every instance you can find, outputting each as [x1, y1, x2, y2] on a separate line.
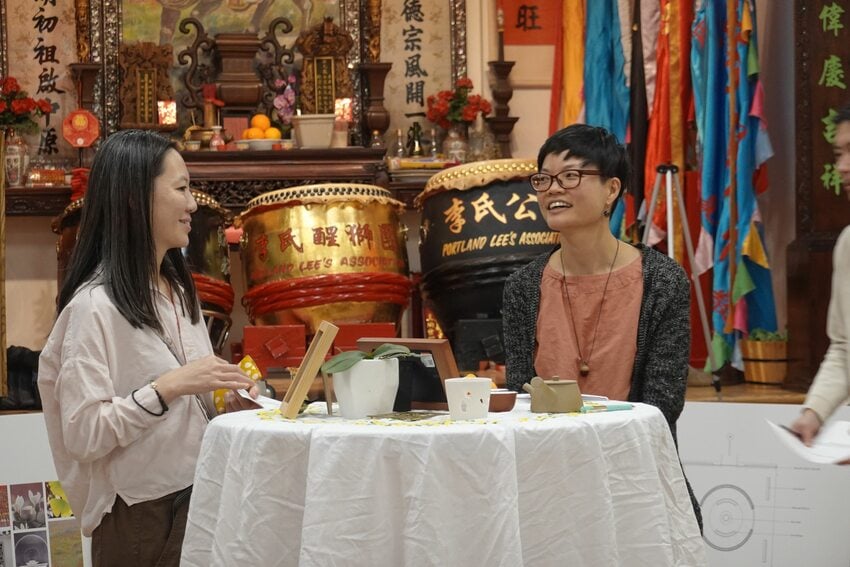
[5, 217, 58, 350]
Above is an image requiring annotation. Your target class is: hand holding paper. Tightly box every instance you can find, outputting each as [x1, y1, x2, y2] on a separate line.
[235, 388, 281, 411]
[768, 419, 850, 464]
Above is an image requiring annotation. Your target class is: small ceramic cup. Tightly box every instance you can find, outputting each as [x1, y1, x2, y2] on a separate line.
[444, 377, 491, 420]
[184, 140, 201, 151]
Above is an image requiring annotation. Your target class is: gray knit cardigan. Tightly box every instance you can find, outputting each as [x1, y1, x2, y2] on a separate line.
[502, 242, 702, 529]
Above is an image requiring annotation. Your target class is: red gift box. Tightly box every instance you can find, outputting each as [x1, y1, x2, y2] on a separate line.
[242, 325, 307, 375]
[332, 323, 396, 354]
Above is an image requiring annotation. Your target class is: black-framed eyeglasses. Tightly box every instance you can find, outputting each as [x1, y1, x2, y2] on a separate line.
[529, 169, 602, 192]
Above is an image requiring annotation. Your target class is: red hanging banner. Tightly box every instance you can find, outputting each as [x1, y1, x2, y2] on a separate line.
[501, 0, 561, 46]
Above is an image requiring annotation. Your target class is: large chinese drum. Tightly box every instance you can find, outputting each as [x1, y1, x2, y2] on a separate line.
[52, 198, 84, 287]
[184, 191, 234, 353]
[238, 183, 411, 333]
[52, 192, 235, 353]
[416, 159, 557, 339]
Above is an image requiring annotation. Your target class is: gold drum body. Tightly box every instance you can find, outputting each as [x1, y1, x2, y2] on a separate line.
[52, 193, 235, 353]
[52, 198, 85, 287]
[239, 183, 411, 333]
[185, 191, 234, 353]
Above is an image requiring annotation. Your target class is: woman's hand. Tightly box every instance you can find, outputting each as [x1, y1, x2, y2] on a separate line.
[223, 384, 260, 413]
[789, 408, 823, 447]
[154, 355, 255, 405]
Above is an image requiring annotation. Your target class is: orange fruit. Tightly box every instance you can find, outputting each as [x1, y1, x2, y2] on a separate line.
[241, 128, 251, 140]
[264, 127, 282, 139]
[250, 114, 271, 131]
[246, 127, 265, 140]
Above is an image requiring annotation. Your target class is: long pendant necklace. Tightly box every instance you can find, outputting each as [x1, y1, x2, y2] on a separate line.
[561, 240, 620, 377]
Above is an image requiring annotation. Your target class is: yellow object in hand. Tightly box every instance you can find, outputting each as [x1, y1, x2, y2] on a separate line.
[238, 355, 263, 381]
[214, 355, 264, 413]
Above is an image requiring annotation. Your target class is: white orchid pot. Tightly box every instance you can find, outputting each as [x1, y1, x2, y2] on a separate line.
[332, 358, 399, 419]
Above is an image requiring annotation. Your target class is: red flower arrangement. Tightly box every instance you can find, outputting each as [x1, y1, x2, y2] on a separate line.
[0, 76, 53, 134]
[426, 77, 492, 130]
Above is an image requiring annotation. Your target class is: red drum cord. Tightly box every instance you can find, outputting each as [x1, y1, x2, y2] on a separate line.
[192, 273, 235, 313]
[242, 272, 412, 319]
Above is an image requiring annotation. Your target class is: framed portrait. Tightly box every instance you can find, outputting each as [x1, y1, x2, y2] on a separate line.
[356, 337, 460, 411]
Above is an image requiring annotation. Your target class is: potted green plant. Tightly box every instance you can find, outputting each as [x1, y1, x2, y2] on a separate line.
[740, 329, 787, 384]
[321, 344, 411, 418]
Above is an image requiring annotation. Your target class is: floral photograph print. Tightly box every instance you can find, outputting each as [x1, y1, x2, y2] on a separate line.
[9, 484, 45, 531]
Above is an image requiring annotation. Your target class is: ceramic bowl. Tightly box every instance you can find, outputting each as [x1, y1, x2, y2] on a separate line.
[248, 138, 282, 151]
[489, 389, 517, 412]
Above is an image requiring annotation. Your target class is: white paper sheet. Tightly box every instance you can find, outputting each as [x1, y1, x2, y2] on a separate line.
[235, 389, 281, 411]
[767, 420, 850, 464]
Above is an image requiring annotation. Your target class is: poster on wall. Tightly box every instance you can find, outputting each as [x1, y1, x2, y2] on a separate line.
[0, 482, 82, 567]
[4, 0, 76, 158]
[380, 0, 460, 146]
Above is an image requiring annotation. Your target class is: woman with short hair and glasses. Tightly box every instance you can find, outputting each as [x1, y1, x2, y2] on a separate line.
[502, 123, 701, 529]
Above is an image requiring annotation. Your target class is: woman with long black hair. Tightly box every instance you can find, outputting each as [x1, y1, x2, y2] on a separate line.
[38, 130, 257, 566]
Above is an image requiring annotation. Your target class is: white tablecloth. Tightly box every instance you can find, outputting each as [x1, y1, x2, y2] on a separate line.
[181, 398, 706, 566]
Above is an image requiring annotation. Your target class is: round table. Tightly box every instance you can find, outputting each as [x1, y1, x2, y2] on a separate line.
[181, 398, 706, 566]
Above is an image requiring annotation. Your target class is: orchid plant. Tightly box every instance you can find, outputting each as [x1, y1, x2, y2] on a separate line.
[273, 74, 297, 130]
[321, 343, 412, 374]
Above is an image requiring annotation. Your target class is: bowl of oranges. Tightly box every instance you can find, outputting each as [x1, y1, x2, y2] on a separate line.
[242, 114, 284, 150]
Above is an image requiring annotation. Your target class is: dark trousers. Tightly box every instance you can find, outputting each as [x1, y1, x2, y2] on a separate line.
[92, 486, 192, 567]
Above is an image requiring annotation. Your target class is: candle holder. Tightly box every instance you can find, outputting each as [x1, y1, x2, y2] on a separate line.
[485, 60, 519, 158]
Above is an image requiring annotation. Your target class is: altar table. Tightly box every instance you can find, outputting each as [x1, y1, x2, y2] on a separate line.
[181, 399, 706, 566]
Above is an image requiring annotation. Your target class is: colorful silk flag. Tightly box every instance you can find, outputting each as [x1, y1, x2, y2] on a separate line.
[691, 0, 777, 371]
[584, 0, 630, 142]
[584, 0, 630, 236]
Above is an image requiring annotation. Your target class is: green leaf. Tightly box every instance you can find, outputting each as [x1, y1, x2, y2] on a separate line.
[749, 328, 787, 341]
[320, 350, 367, 374]
[371, 344, 411, 359]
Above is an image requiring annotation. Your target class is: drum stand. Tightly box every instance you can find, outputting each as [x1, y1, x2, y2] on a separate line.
[642, 164, 721, 397]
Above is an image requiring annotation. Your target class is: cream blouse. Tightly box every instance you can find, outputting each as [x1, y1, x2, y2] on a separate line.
[38, 281, 214, 536]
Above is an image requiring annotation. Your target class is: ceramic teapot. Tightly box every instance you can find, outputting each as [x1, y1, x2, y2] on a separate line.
[522, 376, 582, 413]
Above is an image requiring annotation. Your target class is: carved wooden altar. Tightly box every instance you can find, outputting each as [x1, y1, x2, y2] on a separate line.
[182, 148, 388, 210]
[294, 18, 355, 114]
[118, 42, 177, 130]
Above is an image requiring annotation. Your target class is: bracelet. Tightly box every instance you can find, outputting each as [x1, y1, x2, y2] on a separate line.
[131, 389, 166, 417]
[150, 381, 169, 412]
